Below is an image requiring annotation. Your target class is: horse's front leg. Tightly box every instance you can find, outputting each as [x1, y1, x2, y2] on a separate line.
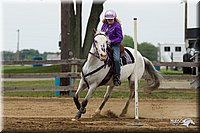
[94, 85, 114, 115]
[74, 84, 97, 119]
[73, 79, 87, 110]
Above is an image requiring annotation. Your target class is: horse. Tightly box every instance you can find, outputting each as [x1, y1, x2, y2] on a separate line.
[73, 30, 162, 120]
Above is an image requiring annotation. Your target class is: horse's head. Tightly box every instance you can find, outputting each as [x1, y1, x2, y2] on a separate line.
[93, 30, 110, 61]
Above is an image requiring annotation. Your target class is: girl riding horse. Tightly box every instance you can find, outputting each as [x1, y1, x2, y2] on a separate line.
[101, 9, 123, 86]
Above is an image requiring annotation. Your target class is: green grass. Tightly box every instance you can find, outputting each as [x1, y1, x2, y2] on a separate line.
[2, 65, 196, 99]
[2, 90, 197, 99]
[160, 69, 184, 75]
[2, 65, 186, 75]
[2, 65, 62, 73]
[2, 91, 55, 97]
[2, 65, 33, 70]
[3, 80, 55, 87]
[2, 79, 197, 99]
[2, 79, 146, 88]
[79, 89, 197, 99]
[142, 91, 197, 99]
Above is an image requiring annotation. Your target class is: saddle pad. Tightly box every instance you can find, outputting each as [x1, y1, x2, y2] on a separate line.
[120, 48, 135, 66]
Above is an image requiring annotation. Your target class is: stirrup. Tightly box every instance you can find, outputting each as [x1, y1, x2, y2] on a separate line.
[113, 76, 121, 86]
[113, 79, 121, 86]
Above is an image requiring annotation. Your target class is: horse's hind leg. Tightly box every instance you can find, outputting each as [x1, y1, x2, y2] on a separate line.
[95, 85, 114, 115]
[120, 79, 135, 117]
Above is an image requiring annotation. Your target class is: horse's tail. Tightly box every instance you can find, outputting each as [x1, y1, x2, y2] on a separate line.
[143, 57, 163, 93]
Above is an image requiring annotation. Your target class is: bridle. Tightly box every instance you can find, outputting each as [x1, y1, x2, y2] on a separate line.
[89, 33, 109, 59]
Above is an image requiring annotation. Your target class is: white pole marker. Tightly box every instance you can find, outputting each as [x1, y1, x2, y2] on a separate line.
[133, 18, 139, 120]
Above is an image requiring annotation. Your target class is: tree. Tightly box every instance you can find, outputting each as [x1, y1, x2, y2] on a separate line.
[122, 35, 158, 61]
[138, 42, 158, 61]
[2, 51, 16, 61]
[81, 1, 105, 58]
[1, 49, 60, 61]
[20, 49, 40, 60]
[122, 35, 134, 48]
[61, 0, 71, 63]
[61, 0, 106, 59]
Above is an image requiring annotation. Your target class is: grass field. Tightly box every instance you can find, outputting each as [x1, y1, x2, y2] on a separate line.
[2, 79, 198, 99]
[2, 65, 62, 73]
[2, 89, 197, 99]
[2, 65, 185, 75]
[2, 65, 197, 99]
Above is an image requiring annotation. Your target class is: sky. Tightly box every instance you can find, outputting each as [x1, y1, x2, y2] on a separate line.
[0, 0, 199, 53]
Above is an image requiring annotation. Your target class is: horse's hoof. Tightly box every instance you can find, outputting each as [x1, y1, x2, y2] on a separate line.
[95, 109, 101, 115]
[92, 110, 101, 117]
[81, 108, 86, 114]
[75, 111, 82, 119]
[71, 118, 77, 121]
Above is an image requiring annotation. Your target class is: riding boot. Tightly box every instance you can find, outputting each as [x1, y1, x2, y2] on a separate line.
[113, 74, 121, 86]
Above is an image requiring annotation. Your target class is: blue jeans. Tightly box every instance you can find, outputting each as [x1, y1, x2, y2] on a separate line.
[112, 44, 121, 77]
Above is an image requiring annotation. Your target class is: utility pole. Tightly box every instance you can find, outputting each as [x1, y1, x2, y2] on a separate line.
[181, 0, 188, 48]
[197, 2, 200, 89]
[184, 0, 188, 43]
[16, 29, 20, 61]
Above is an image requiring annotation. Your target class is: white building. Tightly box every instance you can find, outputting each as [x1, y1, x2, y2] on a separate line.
[46, 53, 60, 60]
[158, 43, 186, 62]
[45, 53, 61, 66]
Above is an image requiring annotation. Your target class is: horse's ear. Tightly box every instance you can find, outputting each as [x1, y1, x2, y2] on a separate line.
[93, 28, 97, 34]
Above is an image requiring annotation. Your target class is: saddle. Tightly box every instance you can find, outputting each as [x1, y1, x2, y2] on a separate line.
[107, 44, 125, 58]
[107, 45, 134, 67]
[120, 45, 125, 56]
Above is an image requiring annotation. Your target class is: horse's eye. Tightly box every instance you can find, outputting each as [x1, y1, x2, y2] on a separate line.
[94, 40, 97, 43]
[106, 40, 110, 44]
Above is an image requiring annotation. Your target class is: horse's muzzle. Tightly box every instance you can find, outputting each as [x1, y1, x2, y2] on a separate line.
[100, 53, 107, 61]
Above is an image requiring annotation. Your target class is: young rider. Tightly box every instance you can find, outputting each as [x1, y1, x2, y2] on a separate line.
[101, 9, 123, 86]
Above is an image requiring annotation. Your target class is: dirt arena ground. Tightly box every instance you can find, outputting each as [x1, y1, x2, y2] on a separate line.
[2, 96, 199, 133]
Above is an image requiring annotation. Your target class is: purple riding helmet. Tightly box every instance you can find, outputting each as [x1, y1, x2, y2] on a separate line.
[104, 9, 117, 19]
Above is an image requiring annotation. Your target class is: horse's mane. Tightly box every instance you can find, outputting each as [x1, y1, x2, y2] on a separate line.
[95, 31, 106, 36]
[94, 31, 110, 43]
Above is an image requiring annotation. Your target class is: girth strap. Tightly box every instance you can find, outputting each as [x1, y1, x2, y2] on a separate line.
[98, 66, 113, 86]
[81, 71, 90, 89]
[82, 63, 106, 89]
[84, 64, 105, 77]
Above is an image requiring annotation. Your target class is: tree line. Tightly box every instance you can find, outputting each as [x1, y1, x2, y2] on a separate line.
[1, 35, 158, 61]
[122, 35, 158, 61]
[1, 49, 59, 61]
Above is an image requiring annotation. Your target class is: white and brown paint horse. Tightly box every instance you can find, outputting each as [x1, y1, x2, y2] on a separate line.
[73, 31, 162, 120]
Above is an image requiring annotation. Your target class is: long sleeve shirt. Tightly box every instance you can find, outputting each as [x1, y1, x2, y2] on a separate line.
[101, 21, 123, 45]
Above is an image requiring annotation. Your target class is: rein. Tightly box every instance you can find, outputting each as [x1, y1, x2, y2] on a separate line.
[89, 51, 100, 59]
